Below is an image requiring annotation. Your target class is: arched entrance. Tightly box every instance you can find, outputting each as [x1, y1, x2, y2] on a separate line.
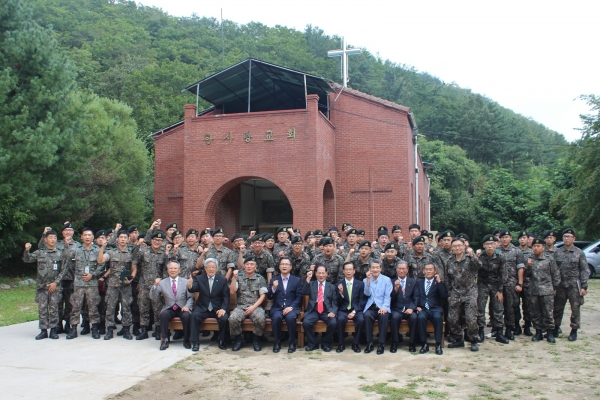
[323, 180, 335, 229]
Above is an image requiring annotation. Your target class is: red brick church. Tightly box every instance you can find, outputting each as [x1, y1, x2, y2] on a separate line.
[153, 59, 431, 238]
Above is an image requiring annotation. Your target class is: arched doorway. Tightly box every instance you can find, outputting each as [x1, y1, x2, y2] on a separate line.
[323, 180, 335, 229]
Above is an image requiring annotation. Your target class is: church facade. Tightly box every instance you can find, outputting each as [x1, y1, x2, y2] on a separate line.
[153, 59, 430, 238]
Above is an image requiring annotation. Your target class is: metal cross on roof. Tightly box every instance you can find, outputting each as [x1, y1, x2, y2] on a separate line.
[327, 37, 362, 88]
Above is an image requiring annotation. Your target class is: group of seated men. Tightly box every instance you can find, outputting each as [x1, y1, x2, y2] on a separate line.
[23, 221, 589, 356]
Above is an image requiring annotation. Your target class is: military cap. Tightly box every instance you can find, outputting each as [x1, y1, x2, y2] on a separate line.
[263, 233, 274, 241]
[378, 230, 389, 238]
[456, 233, 469, 241]
[517, 230, 528, 239]
[531, 238, 545, 246]
[341, 222, 352, 230]
[498, 229, 511, 238]
[412, 236, 426, 246]
[392, 225, 402, 233]
[170, 230, 182, 239]
[378, 226, 388, 233]
[61, 222, 74, 231]
[542, 230, 557, 239]
[314, 229, 323, 236]
[357, 229, 366, 236]
[451, 236, 466, 244]
[212, 227, 225, 236]
[151, 231, 166, 239]
[322, 232, 332, 238]
[117, 229, 129, 237]
[291, 236, 303, 244]
[44, 229, 58, 237]
[482, 234, 497, 243]
[230, 233, 243, 241]
[304, 231, 315, 241]
[492, 228, 501, 236]
[528, 233, 537, 238]
[186, 229, 199, 237]
[293, 228, 301, 235]
[427, 232, 434, 239]
[440, 230, 453, 238]
[317, 238, 325, 246]
[321, 237, 334, 246]
[81, 227, 94, 235]
[276, 226, 289, 234]
[421, 229, 429, 236]
[94, 230, 106, 239]
[199, 228, 211, 237]
[127, 225, 138, 234]
[243, 255, 257, 264]
[408, 224, 421, 231]
[105, 229, 114, 236]
[138, 232, 146, 239]
[166, 222, 178, 230]
[347, 228, 358, 236]
[384, 242, 398, 251]
[359, 240, 372, 249]
[329, 226, 339, 232]
[562, 228, 575, 236]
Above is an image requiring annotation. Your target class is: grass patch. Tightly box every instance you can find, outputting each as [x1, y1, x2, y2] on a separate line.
[361, 382, 420, 399]
[0, 284, 37, 326]
[425, 390, 447, 398]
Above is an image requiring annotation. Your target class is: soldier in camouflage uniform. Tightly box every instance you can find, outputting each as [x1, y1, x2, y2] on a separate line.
[526, 238, 561, 343]
[408, 236, 435, 279]
[371, 227, 390, 260]
[542, 230, 558, 259]
[98, 230, 137, 340]
[345, 240, 373, 281]
[23, 230, 67, 340]
[197, 227, 236, 280]
[476, 234, 509, 344]
[553, 228, 589, 341]
[229, 255, 268, 351]
[381, 242, 402, 278]
[517, 230, 535, 335]
[239, 235, 275, 283]
[311, 237, 344, 283]
[433, 230, 454, 282]
[273, 226, 292, 264]
[339, 228, 359, 259]
[446, 238, 482, 351]
[497, 229, 526, 338]
[63, 228, 104, 340]
[133, 230, 168, 340]
[285, 236, 311, 280]
[169, 229, 201, 278]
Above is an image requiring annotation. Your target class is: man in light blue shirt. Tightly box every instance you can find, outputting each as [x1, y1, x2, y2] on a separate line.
[363, 259, 393, 354]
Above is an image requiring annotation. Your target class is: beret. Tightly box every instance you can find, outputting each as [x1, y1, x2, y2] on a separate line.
[105, 229, 114, 235]
[384, 242, 397, 251]
[378, 226, 388, 232]
[243, 255, 257, 264]
[262, 233, 274, 241]
[456, 233, 469, 241]
[186, 229, 199, 237]
[359, 240, 371, 249]
[378, 230, 389, 238]
[412, 236, 426, 246]
[291, 236, 303, 244]
[408, 224, 421, 231]
[392, 225, 402, 232]
[482, 234, 497, 243]
[94, 230, 106, 239]
[250, 234, 264, 242]
[138, 232, 146, 239]
[230, 233, 243, 241]
[151, 231, 166, 239]
[322, 232, 332, 238]
[62, 222, 74, 230]
[542, 230, 557, 239]
[127, 225, 138, 234]
[329, 226, 339, 232]
[532, 238, 545, 246]
[313, 229, 323, 236]
[321, 237, 334, 245]
[199, 229, 211, 237]
[171, 230, 182, 239]
[498, 229, 511, 237]
[166, 222, 178, 230]
[45, 229, 58, 237]
[304, 231, 315, 240]
[357, 229, 366, 236]
[117, 229, 129, 237]
[341, 223, 352, 230]
[562, 228, 575, 236]
[347, 228, 358, 236]
[517, 230, 528, 239]
[212, 227, 224, 236]
[276, 226, 290, 234]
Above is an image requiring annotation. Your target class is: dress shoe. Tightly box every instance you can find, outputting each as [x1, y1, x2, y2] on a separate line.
[504, 327, 515, 340]
[153, 325, 161, 340]
[183, 341, 191, 349]
[66, 325, 78, 340]
[524, 322, 533, 336]
[132, 323, 140, 336]
[532, 329, 543, 342]
[352, 344, 361, 353]
[218, 340, 227, 350]
[448, 341, 465, 348]
[547, 332, 556, 343]
[390, 342, 398, 353]
[336, 344, 345, 353]
[160, 338, 169, 350]
[192, 342, 200, 352]
[409, 344, 416, 353]
[322, 345, 332, 352]
[232, 335, 244, 351]
[121, 326, 132, 340]
[253, 335, 262, 351]
[288, 341, 296, 353]
[49, 328, 59, 339]
[116, 326, 127, 336]
[470, 342, 479, 352]
[513, 324, 522, 336]
[104, 326, 114, 340]
[568, 329, 577, 342]
[376, 344, 385, 355]
[98, 325, 106, 335]
[273, 341, 281, 353]
[419, 344, 429, 354]
[304, 344, 318, 351]
[364, 342, 374, 353]
[173, 330, 184, 340]
[135, 327, 149, 340]
[495, 329, 510, 344]
[91, 324, 101, 339]
[80, 322, 90, 335]
[35, 329, 48, 340]
[478, 327, 485, 343]
[56, 323, 64, 334]
[435, 344, 443, 355]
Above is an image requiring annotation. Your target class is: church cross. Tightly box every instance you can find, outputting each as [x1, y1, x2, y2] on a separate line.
[327, 37, 362, 87]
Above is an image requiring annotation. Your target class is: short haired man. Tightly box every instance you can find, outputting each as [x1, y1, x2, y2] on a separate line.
[363, 260, 393, 354]
[302, 265, 338, 352]
[335, 261, 366, 353]
[389, 261, 418, 352]
[415, 263, 447, 355]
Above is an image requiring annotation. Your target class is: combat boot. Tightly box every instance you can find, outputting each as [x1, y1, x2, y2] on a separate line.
[513, 324, 522, 336]
[478, 327, 485, 343]
[91, 323, 101, 339]
[98, 325, 106, 335]
[122, 326, 133, 340]
[132, 323, 140, 336]
[80, 322, 91, 335]
[470, 341, 479, 352]
[253, 334, 262, 351]
[504, 326, 515, 340]
[64, 322, 71, 333]
[547, 331, 556, 343]
[66, 325, 78, 339]
[532, 329, 543, 342]
[524, 321, 533, 336]
[35, 329, 48, 340]
[232, 335, 244, 351]
[135, 326, 149, 340]
[116, 326, 127, 336]
[55, 322, 64, 334]
[552, 326, 559, 337]
[104, 326, 114, 340]
[49, 328, 59, 339]
[495, 329, 510, 344]
[568, 329, 577, 342]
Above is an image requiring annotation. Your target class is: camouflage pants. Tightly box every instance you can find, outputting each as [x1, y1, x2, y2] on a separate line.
[138, 284, 163, 326]
[521, 286, 533, 323]
[106, 286, 133, 328]
[531, 295, 554, 330]
[70, 287, 101, 325]
[449, 293, 478, 342]
[36, 287, 62, 329]
[477, 284, 504, 329]
[229, 306, 265, 336]
[58, 280, 73, 323]
[131, 279, 140, 325]
[99, 289, 107, 325]
[503, 286, 521, 327]
[553, 286, 583, 330]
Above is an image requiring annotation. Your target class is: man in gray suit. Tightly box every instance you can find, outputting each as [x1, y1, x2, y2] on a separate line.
[150, 261, 194, 350]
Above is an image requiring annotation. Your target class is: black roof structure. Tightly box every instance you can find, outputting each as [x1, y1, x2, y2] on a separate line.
[184, 59, 334, 115]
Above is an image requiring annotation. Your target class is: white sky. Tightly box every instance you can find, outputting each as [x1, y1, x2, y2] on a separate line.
[139, 0, 600, 142]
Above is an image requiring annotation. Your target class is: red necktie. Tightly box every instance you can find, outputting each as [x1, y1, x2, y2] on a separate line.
[172, 279, 178, 310]
[317, 282, 324, 313]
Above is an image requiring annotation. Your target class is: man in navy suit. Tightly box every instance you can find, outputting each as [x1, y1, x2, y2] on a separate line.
[335, 261, 366, 353]
[267, 257, 303, 353]
[390, 261, 418, 353]
[302, 265, 338, 352]
[188, 258, 230, 351]
[415, 262, 448, 355]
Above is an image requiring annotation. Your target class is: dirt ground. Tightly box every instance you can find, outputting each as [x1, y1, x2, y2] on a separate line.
[109, 280, 600, 400]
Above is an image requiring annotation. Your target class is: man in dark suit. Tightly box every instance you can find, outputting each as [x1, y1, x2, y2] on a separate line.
[302, 265, 338, 351]
[390, 261, 418, 352]
[267, 257, 303, 353]
[414, 262, 448, 355]
[188, 258, 229, 351]
[149, 261, 194, 350]
[335, 261, 366, 353]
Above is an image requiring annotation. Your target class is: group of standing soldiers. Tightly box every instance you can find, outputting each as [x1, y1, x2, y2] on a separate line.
[23, 220, 589, 351]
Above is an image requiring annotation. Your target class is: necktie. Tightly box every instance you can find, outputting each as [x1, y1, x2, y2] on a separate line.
[172, 279, 178, 310]
[425, 280, 431, 310]
[347, 281, 352, 310]
[208, 277, 214, 311]
[401, 279, 405, 294]
[318, 282, 324, 313]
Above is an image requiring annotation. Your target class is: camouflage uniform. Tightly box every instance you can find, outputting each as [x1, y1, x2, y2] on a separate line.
[446, 253, 482, 342]
[393, 241, 410, 261]
[498, 244, 525, 328]
[527, 254, 560, 330]
[348, 253, 372, 281]
[272, 242, 290, 265]
[205, 245, 236, 277]
[104, 246, 137, 328]
[243, 249, 275, 277]
[553, 246, 589, 330]
[229, 272, 268, 336]
[371, 243, 385, 260]
[407, 249, 435, 280]
[23, 246, 67, 329]
[134, 246, 167, 326]
[519, 246, 534, 324]
[339, 243, 358, 260]
[170, 243, 200, 278]
[477, 252, 505, 329]
[381, 256, 402, 278]
[311, 252, 344, 283]
[285, 248, 311, 281]
[433, 248, 453, 282]
[64, 244, 104, 326]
